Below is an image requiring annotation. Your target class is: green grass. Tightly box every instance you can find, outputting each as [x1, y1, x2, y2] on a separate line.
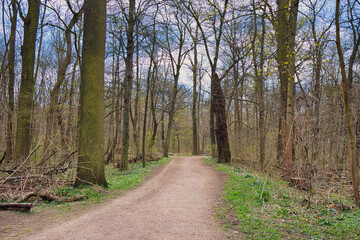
[207, 157, 360, 240]
[51, 158, 170, 204]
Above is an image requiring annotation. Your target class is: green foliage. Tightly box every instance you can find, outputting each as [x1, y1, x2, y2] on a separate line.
[206, 157, 360, 239]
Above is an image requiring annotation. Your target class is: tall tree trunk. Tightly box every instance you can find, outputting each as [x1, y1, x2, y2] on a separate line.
[74, 0, 107, 187]
[312, 42, 322, 165]
[6, 0, 17, 162]
[161, 81, 166, 151]
[213, 73, 231, 163]
[141, 52, 154, 167]
[149, 63, 158, 152]
[285, 0, 299, 179]
[15, 0, 40, 163]
[252, 1, 267, 171]
[163, 71, 180, 157]
[120, 0, 136, 171]
[258, 6, 266, 172]
[191, 28, 199, 155]
[132, 26, 140, 159]
[276, 0, 289, 170]
[335, 0, 360, 207]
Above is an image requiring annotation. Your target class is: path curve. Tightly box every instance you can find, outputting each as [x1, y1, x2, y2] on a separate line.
[27, 156, 227, 240]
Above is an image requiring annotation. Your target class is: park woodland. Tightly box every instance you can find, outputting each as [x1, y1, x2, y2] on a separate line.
[0, 0, 360, 238]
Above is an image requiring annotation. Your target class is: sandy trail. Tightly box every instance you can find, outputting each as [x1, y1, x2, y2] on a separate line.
[27, 156, 227, 240]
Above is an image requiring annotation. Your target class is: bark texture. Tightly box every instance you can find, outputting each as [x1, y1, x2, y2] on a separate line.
[75, 0, 107, 187]
[6, 0, 17, 162]
[212, 73, 231, 163]
[15, 0, 40, 163]
[120, 0, 136, 171]
[335, 0, 359, 206]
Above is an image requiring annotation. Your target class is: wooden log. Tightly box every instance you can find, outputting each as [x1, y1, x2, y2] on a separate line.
[0, 203, 33, 212]
[18, 192, 88, 203]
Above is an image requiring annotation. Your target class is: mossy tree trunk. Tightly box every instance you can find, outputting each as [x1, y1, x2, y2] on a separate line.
[15, 0, 40, 164]
[74, 0, 107, 187]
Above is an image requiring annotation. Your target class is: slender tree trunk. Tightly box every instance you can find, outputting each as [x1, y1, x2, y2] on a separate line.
[312, 42, 322, 164]
[285, 0, 299, 179]
[120, 0, 136, 171]
[42, 7, 83, 166]
[132, 27, 140, 159]
[6, 0, 17, 162]
[276, 0, 289, 170]
[141, 54, 154, 167]
[66, 58, 79, 150]
[74, 0, 107, 187]
[149, 63, 158, 152]
[15, 0, 40, 163]
[335, 0, 360, 207]
[191, 29, 199, 155]
[141, 10, 157, 165]
[161, 90, 165, 151]
[163, 71, 180, 157]
[252, 1, 267, 171]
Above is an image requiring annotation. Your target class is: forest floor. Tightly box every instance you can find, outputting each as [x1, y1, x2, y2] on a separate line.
[208, 158, 360, 239]
[1, 156, 234, 240]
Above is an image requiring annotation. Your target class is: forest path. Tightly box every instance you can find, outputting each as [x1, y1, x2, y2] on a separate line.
[27, 156, 228, 240]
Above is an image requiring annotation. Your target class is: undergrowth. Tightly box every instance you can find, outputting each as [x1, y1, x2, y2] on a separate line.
[48, 158, 170, 205]
[207, 157, 360, 239]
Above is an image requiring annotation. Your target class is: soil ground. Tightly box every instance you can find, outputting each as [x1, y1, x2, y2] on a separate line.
[1, 156, 231, 240]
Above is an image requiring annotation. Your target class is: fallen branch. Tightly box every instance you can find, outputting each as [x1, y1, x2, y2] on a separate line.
[18, 192, 88, 203]
[1, 174, 44, 182]
[0, 203, 33, 212]
[0, 151, 5, 166]
[44, 150, 77, 176]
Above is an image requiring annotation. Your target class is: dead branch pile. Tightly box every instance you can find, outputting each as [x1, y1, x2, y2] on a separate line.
[0, 151, 83, 210]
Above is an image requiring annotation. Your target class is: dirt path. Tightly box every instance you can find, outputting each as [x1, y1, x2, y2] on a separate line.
[23, 156, 227, 240]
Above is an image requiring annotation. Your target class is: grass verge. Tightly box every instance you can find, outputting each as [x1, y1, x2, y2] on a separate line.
[206, 157, 360, 240]
[48, 158, 170, 205]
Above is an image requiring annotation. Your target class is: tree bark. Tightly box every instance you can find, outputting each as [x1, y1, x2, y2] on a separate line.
[285, 0, 299, 179]
[15, 0, 40, 163]
[74, 0, 107, 187]
[120, 0, 136, 171]
[213, 73, 231, 163]
[252, 1, 267, 171]
[6, 0, 17, 162]
[335, 0, 360, 207]
[276, 0, 289, 170]
[191, 28, 199, 155]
